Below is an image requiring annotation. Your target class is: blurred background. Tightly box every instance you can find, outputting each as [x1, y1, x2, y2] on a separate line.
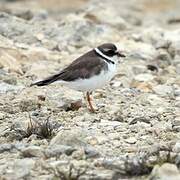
[0, 0, 88, 16]
[0, 0, 180, 179]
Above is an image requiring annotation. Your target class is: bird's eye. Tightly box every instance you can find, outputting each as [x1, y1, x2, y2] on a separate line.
[107, 50, 115, 56]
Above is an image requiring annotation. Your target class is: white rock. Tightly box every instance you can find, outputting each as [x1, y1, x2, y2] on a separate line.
[0, 82, 23, 94]
[111, 81, 122, 88]
[147, 94, 165, 106]
[95, 136, 109, 145]
[134, 73, 154, 82]
[174, 89, 180, 96]
[100, 120, 122, 126]
[153, 85, 173, 96]
[0, 112, 5, 120]
[50, 128, 88, 147]
[173, 142, 180, 153]
[150, 163, 180, 180]
[5, 159, 35, 179]
[140, 27, 165, 46]
[128, 42, 157, 60]
[86, 5, 127, 29]
[132, 65, 147, 74]
[125, 137, 137, 144]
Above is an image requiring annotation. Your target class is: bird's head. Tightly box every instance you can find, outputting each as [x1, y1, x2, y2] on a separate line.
[95, 43, 126, 63]
[98, 43, 125, 57]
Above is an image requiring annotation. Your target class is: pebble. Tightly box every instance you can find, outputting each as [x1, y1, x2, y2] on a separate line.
[174, 89, 180, 96]
[134, 73, 154, 82]
[146, 94, 165, 106]
[173, 142, 180, 153]
[150, 163, 180, 180]
[132, 65, 147, 74]
[0, 82, 23, 94]
[95, 136, 109, 145]
[71, 148, 85, 160]
[50, 128, 88, 148]
[19, 98, 38, 112]
[124, 137, 137, 144]
[45, 145, 76, 157]
[153, 85, 174, 96]
[0, 112, 5, 120]
[172, 117, 180, 131]
[84, 146, 100, 158]
[3, 159, 35, 179]
[0, 143, 13, 153]
[21, 146, 44, 158]
[86, 136, 98, 145]
[111, 81, 122, 88]
[85, 169, 117, 180]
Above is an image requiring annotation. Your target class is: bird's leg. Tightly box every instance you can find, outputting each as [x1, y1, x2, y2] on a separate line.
[86, 91, 95, 113]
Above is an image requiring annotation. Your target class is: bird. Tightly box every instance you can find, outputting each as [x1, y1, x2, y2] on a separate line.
[31, 43, 126, 112]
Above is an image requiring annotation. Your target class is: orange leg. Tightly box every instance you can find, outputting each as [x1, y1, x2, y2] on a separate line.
[86, 92, 95, 113]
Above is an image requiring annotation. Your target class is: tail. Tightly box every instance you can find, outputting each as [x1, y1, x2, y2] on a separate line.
[30, 73, 61, 87]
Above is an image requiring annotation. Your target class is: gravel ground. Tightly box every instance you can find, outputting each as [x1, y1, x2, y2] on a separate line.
[0, 0, 180, 179]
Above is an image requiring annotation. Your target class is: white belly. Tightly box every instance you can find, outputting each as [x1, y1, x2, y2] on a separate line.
[60, 63, 116, 92]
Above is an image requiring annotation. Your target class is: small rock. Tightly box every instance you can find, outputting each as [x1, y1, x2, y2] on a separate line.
[35, 33, 45, 41]
[99, 120, 122, 128]
[131, 81, 152, 92]
[171, 117, 180, 132]
[66, 100, 83, 111]
[147, 94, 165, 106]
[134, 73, 154, 82]
[21, 146, 44, 158]
[3, 76, 17, 85]
[50, 128, 88, 148]
[0, 82, 23, 94]
[0, 50, 23, 74]
[85, 6, 127, 30]
[71, 148, 85, 160]
[174, 89, 180, 96]
[125, 137, 137, 144]
[139, 27, 164, 46]
[19, 98, 38, 112]
[153, 85, 173, 96]
[95, 136, 109, 145]
[129, 42, 157, 60]
[173, 142, 180, 153]
[45, 145, 76, 158]
[147, 64, 158, 72]
[99, 158, 124, 172]
[132, 65, 147, 74]
[0, 143, 13, 153]
[84, 146, 100, 158]
[85, 169, 116, 180]
[149, 163, 180, 180]
[155, 49, 172, 68]
[4, 159, 35, 179]
[86, 137, 98, 146]
[49, 160, 69, 169]
[0, 112, 5, 120]
[129, 117, 150, 125]
[111, 81, 122, 88]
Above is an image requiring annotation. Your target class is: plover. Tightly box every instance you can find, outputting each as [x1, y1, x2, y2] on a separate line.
[31, 43, 125, 112]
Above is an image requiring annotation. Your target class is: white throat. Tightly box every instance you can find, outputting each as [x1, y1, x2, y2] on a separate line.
[94, 48, 115, 63]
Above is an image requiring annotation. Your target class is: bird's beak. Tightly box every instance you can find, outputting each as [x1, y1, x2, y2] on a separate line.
[116, 51, 126, 58]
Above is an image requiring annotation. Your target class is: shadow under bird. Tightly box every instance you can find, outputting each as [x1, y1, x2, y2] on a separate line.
[31, 43, 126, 112]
